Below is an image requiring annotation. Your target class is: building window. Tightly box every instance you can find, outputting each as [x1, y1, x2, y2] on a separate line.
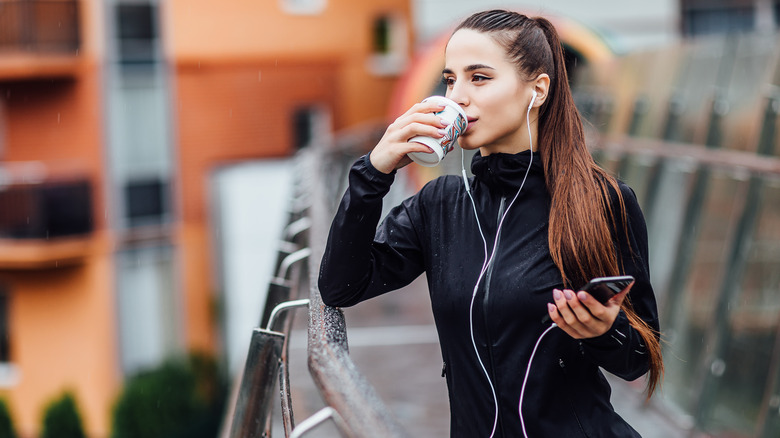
[681, 1, 756, 37]
[0, 101, 5, 158]
[367, 14, 408, 76]
[107, 67, 173, 231]
[292, 105, 331, 150]
[115, 2, 158, 63]
[124, 177, 168, 227]
[0, 292, 10, 363]
[0, 0, 80, 54]
[373, 16, 392, 54]
[775, 1, 780, 27]
[116, 246, 181, 375]
[0, 289, 19, 388]
[280, 0, 327, 15]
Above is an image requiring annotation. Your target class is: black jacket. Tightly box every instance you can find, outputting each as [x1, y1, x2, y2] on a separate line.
[319, 151, 659, 437]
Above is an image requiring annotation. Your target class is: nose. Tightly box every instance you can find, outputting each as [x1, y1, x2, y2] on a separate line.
[446, 79, 468, 107]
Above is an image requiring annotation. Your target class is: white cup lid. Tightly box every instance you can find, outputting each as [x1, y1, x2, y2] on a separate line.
[422, 95, 467, 120]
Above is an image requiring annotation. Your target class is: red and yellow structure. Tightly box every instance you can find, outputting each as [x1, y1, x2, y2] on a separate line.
[0, 0, 412, 436]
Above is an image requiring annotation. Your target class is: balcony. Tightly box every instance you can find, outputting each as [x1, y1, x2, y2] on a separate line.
[0, 174, 93, 269]
[0, 0, 81, 81]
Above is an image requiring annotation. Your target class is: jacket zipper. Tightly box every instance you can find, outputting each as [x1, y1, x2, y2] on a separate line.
[482, 195, 506, 435]
[559, 358, 587, 435]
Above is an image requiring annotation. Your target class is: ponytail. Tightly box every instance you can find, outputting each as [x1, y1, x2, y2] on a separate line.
[535, 16, 664, 399]
[456, 10, 664, 398]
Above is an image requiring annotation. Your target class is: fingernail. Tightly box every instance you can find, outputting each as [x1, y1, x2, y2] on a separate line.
[577, 292, 588, 301]
[564, 289, 574, 300]
[439, 118, 448, 127]
[548, 303, 556, 313]
[437, 128, 447, 136]
[553, 289, 562, 300]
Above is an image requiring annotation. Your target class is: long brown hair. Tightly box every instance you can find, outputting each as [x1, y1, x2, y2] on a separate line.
[456, 10, 663, 397]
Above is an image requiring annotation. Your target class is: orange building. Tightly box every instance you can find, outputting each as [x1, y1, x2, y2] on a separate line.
[0, 0, 412, 436]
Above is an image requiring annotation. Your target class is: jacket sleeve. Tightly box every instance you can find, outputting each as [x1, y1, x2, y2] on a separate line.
[580, 183, 660, 381]
[318, 154, 426, 307]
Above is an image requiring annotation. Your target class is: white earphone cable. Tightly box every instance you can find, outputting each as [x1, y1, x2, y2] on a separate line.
[518, 323, 557, 437]
[464, 92, 536, 437]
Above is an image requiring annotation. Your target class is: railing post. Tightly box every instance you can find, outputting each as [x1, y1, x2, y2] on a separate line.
[228, 327, 285, 438]
[304, 145, 411, 438]
[261, 248, 311, 331]
[226, 136, 414, 438]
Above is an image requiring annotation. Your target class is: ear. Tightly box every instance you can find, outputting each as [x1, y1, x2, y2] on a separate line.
[532, 73, 550, 107]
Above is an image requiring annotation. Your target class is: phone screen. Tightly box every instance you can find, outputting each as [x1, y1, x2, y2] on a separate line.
[580, 276, 634, 304]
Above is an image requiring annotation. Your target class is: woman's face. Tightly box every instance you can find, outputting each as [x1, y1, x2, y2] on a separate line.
[443, 29, 537, 154]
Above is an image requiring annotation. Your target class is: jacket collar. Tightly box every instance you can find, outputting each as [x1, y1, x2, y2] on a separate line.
[471, 150, 545, 193]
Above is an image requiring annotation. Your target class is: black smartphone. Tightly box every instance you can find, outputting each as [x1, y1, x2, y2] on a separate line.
[541, 275, 635, 325]
[579, 275, 635, 304]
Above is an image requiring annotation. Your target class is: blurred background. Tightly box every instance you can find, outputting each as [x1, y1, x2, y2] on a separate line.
[0, 0, 778, 437]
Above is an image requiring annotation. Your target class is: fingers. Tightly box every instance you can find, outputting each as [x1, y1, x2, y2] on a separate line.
[371, 103, 448, 174]
[391, 110, 447, 139]
[393, 102, 448, 139]
[578, 280, 632, 316]
[548, 288, 616, 339]
[549, 289, 590, 338]
[400, 101, 447, 118]
[608, 281, 634, 306]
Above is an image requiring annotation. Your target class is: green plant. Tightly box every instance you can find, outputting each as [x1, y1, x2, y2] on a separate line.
[40, 392, 86, 438]
[0, 398, 17, 438]
[111, 352, 227, 438]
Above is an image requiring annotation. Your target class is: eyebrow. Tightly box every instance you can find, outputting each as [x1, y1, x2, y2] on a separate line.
[442, 64, 496, 75]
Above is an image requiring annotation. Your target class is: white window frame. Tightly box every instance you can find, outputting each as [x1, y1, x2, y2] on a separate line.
[280, 0, 327, 16]
[367, 14, 409, 77]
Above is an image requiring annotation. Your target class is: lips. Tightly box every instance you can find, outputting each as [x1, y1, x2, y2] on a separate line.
[465, 117, 477, 133]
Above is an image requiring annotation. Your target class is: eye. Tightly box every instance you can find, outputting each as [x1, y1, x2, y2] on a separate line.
[472, 74, 491, 83]
[441, 76, 455, 87]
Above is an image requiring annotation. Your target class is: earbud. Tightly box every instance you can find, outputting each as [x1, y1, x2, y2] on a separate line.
[528, 90, 537, 110]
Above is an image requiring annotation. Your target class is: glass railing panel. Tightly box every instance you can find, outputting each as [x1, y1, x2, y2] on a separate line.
[592, 148, 620, 177]
[616, 47, 686, 139]
[617, 152, 659, 211]
[671, 37, 730, 145]
[641, 158, 696, 309]
[696, 175, 780, 436]
[719, 34, 778, 154]
[661, 168, 747, 417]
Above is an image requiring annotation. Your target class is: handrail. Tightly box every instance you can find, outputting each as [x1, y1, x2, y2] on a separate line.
[593, 135, 780, 177]
[289, 407, 347, 438]
[267, 299, 310, 332]
[224, 124, 411, 437]
[299, 144, 411, 437]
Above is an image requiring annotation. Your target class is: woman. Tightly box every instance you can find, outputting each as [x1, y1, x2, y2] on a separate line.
[319, 9, 662, 438]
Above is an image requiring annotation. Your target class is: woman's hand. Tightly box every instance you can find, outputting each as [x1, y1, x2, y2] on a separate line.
[369, 101, 449, 174]
[546, 282, 633, 339]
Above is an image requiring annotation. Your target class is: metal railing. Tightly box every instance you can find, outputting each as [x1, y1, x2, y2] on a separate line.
[224, 126, 410, 437]
[302, 142, 411, 438]
[575, 37, 780, 434]
[0, 0, 80, 54]
[225, 155, 314, 438]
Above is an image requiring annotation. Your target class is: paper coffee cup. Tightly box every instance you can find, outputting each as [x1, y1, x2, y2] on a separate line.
[408, 96, 468, 167]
